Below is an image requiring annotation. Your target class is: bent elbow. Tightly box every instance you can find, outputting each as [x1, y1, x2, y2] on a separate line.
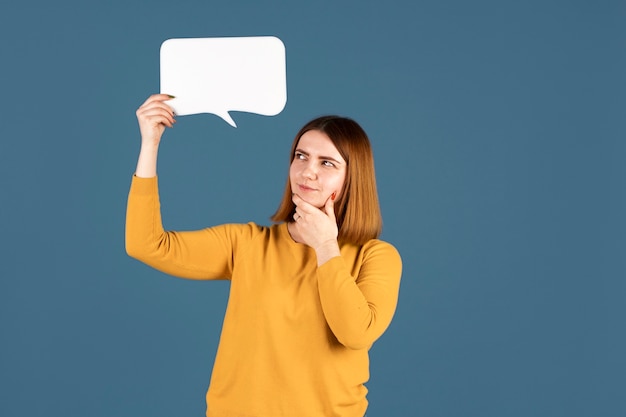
[335, 331, 373, 350]
[125, 241, 138, 259]
[125, 240, 142, 260]
[340, 339, 371, 351]
[125, 235, 149, 261]
[332, 312, 391, 350]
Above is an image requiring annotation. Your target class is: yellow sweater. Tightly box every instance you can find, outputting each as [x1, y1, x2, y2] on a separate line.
[125, 176, 402, 417]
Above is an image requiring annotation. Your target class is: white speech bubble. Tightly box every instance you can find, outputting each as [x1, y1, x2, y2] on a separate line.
[160, 36, 287, 127]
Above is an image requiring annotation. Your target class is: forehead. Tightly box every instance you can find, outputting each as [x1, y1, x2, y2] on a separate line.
[296, 130, 345, 162]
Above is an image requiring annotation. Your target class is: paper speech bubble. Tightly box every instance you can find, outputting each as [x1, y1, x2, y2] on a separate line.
[160, 36, 287, 127]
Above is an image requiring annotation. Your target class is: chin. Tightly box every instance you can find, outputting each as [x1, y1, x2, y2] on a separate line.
[296, 194, 324, 209]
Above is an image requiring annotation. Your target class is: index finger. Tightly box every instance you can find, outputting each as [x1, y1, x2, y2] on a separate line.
[141, 93, 175, 107]
[292, 194, 318, 213]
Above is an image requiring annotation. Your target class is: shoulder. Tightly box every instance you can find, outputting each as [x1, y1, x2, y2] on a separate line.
[360, 239, 402, 270]
[363, 239, 401, 258]
[208, 222, 269, 237]
[341, 238, 402, 268]
[206, 222, 281, 245]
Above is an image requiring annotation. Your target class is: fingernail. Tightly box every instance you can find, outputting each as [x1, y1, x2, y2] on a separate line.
[167, 94, 176, 99]
[331, 192, 336, 201]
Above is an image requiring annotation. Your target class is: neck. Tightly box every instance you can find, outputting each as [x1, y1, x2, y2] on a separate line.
[286, 222, 305, 244]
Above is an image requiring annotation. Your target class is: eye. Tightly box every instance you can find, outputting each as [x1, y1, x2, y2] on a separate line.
[322, 160, 335, 167]
[294, 152, 306, 160]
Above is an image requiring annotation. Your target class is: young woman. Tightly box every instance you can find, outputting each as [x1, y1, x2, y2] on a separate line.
[126, 94, 402, 417]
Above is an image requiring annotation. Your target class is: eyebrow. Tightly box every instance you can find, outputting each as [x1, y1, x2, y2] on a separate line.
[295, 148, 344, 165]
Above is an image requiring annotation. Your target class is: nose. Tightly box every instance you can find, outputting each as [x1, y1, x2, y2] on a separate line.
[302, 162, 317, 179]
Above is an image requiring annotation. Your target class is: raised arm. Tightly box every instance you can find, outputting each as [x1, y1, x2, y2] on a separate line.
[126, 95, 235, 280]
[134, 94, 176, 178]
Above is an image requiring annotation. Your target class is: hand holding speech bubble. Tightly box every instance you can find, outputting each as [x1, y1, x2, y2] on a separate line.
[160, 36, 287, 127]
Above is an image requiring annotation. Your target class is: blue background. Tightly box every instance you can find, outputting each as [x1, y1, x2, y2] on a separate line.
[1, 1, 624, 416]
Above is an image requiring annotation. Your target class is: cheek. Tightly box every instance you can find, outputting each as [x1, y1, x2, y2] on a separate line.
[339, 170, 347, 187]
[288, 163, 297, 182]
[329, 172, 346, 193]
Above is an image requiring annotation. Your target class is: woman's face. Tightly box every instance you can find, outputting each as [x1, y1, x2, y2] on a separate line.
[289, 130, 347, 209]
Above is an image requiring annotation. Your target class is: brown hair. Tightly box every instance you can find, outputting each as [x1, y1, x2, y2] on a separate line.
[271, 115, 382, 245]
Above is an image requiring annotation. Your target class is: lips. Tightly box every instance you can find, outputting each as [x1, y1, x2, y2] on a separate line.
[297, 184, 317, 193]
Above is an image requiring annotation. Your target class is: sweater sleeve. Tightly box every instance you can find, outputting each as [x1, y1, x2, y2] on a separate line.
[125, 175, 247, 280]
[316, 241, 402, 350]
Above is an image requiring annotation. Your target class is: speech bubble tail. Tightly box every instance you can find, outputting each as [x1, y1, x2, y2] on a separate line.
[217, 111, 237, 128]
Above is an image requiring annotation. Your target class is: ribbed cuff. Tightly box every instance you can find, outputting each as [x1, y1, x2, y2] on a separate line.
[130, 175, 158, 196]
[317, 255, 348, 277]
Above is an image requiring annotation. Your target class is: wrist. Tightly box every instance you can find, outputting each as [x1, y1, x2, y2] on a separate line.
[135, 143, 160, 178]
[139, 140, 160, 152]
[315, 240, 340, 267]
